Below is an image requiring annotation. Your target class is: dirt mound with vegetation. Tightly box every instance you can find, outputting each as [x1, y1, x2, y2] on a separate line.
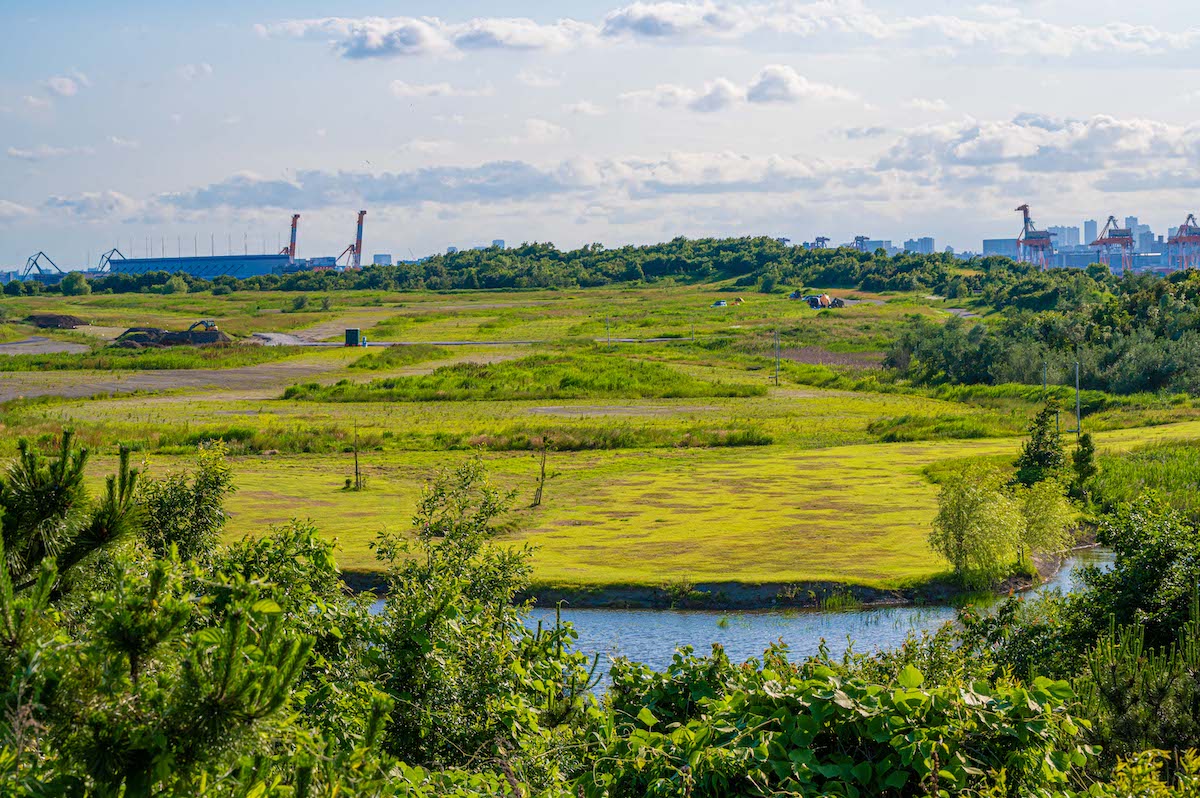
[113, 327, 233, 349]
[25, 313, 85, 329]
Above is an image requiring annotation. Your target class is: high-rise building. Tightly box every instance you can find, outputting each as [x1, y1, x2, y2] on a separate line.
[1047, 226, 1080, 249]
[903, 236, 936, 254]
[1084, 219, 1098, 244]
[982, 238, 1020, 259]
[372, 253, 393, 266]
[492, 239, 506, 248]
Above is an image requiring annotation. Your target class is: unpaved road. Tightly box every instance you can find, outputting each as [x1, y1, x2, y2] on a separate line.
[0, 358, 342, 403]
[0, 336, 91, 356]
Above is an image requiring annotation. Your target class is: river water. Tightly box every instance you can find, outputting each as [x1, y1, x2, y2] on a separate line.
[523, 549, 1114, 673]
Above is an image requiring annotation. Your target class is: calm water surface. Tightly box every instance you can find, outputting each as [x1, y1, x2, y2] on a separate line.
[522, 549, 1114, 673]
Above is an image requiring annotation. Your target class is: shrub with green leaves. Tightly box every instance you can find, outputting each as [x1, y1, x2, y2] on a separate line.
[586, 643, 1089, 797]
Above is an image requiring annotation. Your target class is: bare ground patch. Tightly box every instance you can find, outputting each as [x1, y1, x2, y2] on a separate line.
[0, 357, 344, 403]
[780, 347, 884, 368]
[0, 337, 91, 356]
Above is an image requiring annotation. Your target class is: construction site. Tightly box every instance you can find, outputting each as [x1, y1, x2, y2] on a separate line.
[12, 210, 369, 285]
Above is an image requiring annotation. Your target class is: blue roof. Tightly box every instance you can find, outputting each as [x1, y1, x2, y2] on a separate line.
[108, 254, 288, 279]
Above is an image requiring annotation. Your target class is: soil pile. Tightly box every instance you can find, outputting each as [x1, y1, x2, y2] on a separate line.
[25, 313, 85, 329]
[112, 327, 233, 349]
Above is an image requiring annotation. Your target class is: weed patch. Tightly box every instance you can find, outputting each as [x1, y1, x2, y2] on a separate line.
[348, 344, 448, 370]
[0, 345, 304, 372]
[284, 352, 765, 402]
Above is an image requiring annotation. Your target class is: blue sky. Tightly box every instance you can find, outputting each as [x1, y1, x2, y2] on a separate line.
[3, 0, 1200, 268]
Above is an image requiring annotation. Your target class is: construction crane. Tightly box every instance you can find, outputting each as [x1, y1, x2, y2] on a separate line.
[1091, 215, 1134, 275]
[337, 210, 367, 270]
[279, 214, 300, 261]
[853, 235, 871, 252]
[96, 248, 125, 273]
[1015, 204, 1054, 269]
[21, 251, 64, 281]
[1167, 213, 1200, 271]
[814, 236, 830, 249]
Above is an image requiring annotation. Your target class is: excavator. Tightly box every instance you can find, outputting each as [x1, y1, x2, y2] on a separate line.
[187, 320, 219, 332]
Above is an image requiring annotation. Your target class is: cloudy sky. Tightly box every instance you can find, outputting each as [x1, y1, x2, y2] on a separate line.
[2, 0, 1200, 268]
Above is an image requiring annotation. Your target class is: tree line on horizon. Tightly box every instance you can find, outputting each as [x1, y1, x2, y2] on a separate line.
[6, 237, 1200, 396]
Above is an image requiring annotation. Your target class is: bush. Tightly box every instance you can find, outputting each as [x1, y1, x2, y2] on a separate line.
[157, 275, 188, 295]
[60, 271, 91, 296]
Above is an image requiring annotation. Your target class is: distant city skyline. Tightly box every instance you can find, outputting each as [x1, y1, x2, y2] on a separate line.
[4, 1, 1200, 268]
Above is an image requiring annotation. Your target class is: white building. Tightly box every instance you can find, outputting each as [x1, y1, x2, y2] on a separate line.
[1047, 226, 1080, 249]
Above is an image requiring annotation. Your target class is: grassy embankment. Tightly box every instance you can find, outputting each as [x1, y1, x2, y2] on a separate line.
[4, 284, 1198, 602]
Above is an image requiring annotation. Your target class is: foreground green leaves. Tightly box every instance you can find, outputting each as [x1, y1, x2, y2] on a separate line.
[585, 644, 1087, 797]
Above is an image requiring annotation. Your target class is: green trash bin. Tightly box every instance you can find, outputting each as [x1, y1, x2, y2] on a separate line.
[345, 328, 360, 347]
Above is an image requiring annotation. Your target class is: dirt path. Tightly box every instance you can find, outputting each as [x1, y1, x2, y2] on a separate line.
[294, 309, 395, 342]
[0, 336, 90, 356]
[0, 357, 343, 403]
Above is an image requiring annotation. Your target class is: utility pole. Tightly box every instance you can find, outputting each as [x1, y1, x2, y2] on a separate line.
[1080, 360, 1089, 436]
[773, 330, 781, 386]
[353, 420, 362, 490]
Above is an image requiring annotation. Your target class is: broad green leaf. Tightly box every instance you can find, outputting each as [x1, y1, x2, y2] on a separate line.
[251, 598, 282, 614]
[898, 664, 924, 689]
[636, 707, 659, 728]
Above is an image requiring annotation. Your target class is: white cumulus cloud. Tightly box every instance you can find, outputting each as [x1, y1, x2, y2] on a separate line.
[7, 144, 95, 161]
[745, 65, 858, 103]
[906, 98, 950, 113]
[563, 100, 606, 116]
[178, 62, 214, 80]
[390, 80, 492, 98]
[0, 200, 34, 220]
[517, 68, 563, 88]
[623, 65, 855, 112]
[44, 190, 141, 219]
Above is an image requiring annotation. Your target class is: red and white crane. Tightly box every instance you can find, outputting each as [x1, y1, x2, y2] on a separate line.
[338, 210, 366, 270]
[1015, 204, 1054, 269]
[1167, 213, 1200, 271]
[1090, 215, 1134, 275]
[279, 214, 300, 261]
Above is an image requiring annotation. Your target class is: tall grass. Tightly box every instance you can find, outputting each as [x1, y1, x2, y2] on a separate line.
[867, 413, 1013, 442]
[348, 344, 448, 370]
[284, 352, 766, 402]
[0, 345, 304, 372]
[1091, 439, 1200, 523]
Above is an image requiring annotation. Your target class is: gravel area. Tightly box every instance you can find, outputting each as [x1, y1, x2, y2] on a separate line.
[0, 336, 91, 356]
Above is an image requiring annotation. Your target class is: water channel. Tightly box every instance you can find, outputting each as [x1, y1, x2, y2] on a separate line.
[368, 550, 1112, 674]
[522, 549, 1114, 673]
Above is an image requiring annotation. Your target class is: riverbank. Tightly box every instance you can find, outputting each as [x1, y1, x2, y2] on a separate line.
[343, 547, 1083, 610]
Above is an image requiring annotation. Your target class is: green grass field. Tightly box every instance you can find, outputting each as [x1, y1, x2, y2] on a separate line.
[5, 283, 1197, 592]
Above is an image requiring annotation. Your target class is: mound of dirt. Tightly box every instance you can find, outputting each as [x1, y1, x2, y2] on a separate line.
[25, 313, 85, 329]
[161, 330, 231, 346]
[114, 327, 233, 348]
